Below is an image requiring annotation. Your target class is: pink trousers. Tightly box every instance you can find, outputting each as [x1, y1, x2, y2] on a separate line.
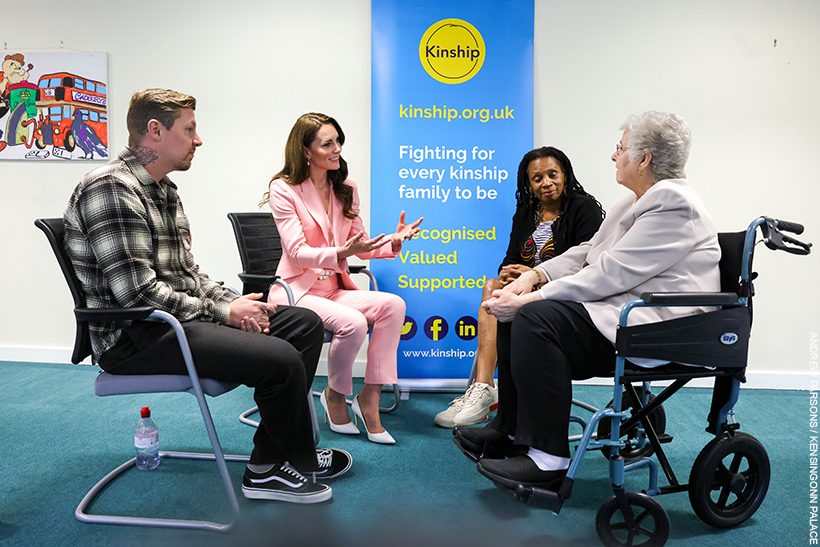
[297, 276, 405, 395]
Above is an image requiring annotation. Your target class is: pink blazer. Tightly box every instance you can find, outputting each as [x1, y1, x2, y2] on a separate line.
[267, 177, 397, 305]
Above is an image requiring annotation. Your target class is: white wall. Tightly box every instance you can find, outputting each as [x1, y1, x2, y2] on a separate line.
[1, 0, 817, 388]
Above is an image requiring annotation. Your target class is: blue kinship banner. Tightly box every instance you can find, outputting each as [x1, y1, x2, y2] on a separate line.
[371, 0, 533, 380]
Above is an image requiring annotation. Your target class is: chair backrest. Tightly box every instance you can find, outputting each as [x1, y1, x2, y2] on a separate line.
[227, 212, 283, 275]
[717, 231, 747, 295]
[34, 218, 93, 364]
[227, 212, 283, 293]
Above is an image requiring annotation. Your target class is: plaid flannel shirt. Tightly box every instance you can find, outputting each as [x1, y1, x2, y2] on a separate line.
[63, 147, 237, 362]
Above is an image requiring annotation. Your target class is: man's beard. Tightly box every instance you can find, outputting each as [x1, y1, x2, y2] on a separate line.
[174, 154, 194, 172]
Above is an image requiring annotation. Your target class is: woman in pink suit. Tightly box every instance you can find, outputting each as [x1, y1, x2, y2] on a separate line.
[264, 113, 422, 444]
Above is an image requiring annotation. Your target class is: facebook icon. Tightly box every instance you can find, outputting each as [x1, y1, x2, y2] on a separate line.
[423, 316, 449, 341]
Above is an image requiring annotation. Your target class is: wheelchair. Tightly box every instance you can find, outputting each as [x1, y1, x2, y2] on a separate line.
[479, 216, 811, 547]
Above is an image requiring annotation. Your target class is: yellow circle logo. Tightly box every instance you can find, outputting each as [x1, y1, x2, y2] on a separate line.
[419, 18, 485, 84]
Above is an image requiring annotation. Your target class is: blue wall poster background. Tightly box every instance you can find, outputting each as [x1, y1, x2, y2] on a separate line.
[371, 0, 534, 380]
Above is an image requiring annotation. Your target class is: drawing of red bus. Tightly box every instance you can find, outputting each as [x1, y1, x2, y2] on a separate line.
[34, 72, 108, 152]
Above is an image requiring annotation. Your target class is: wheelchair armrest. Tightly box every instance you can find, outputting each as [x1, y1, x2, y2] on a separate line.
[238, 273, 278, 285]
[75, 306, 156, 323]
[639, 292, 739, 306]
[616, 307, 751, 369]
[349, 265, 366, 274]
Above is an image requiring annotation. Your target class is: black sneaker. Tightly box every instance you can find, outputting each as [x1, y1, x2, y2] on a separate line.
[311, 448, 352, 480]
[242, 463, 332, 503]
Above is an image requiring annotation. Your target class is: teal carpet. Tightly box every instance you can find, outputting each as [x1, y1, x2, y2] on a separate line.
[0, 361, 804, 547]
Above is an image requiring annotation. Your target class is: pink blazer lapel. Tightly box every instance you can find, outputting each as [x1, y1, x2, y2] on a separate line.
[297, 179, 331, 245]
[328, 189, 352, 249]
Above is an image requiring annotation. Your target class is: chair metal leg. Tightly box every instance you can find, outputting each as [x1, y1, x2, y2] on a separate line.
[79, 347, 247, 532]
[379, 383, 400, 414]
[239, 406, 261, 428]
[75, 451, 248, 532]
[77, 310, 250, 532]
[310, 382, 401, 415]
[307, 390, 321, 446]
[468, 354, 478, 386]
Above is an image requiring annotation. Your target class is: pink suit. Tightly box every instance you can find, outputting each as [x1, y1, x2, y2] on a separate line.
[268, 177, 405, 395]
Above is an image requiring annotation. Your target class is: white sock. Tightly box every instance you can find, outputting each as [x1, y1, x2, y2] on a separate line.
[527, 447, 570, 471]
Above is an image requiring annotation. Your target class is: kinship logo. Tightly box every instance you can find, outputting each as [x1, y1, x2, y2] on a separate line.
[419, 18, 485, 84]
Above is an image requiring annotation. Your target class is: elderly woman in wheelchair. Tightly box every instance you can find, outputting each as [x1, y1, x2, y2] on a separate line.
[452, 111, 765, 546]
[455, 111, 812, 546]
[457, 109, 720, 482]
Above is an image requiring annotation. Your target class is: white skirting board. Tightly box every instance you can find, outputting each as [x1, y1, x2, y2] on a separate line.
[1, 347, 813, 392]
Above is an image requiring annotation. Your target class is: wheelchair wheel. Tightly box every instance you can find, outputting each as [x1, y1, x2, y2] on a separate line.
[597, 389, 666, 460]
[596, 491, 670, 547]
[688, 432, 770, 528]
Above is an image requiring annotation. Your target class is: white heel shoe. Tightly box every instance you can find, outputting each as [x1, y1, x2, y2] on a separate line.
[352, 395, 395, 444]
[319, 388, 359, 435]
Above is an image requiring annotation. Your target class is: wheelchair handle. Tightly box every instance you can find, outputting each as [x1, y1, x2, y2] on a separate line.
[761, 217, 812, 255]
[774, 218, 804, 235]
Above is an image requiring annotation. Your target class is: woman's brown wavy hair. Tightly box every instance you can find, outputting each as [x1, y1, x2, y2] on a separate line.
[262, 113, 355, 219]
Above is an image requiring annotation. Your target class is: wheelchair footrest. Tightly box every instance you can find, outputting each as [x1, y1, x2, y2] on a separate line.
[511, 484, 564, 513]
[493, 477, 573, 515]
[657, 433, 673, 444]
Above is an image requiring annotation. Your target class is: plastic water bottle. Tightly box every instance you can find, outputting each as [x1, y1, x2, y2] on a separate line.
[134, 406, 160, 470]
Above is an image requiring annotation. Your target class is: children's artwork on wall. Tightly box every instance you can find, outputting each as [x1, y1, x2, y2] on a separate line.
[0, 52, 108, 161]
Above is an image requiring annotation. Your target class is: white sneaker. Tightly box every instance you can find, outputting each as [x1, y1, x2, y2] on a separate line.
[434, 394, 467, 428]
[453, 382, 499, 426]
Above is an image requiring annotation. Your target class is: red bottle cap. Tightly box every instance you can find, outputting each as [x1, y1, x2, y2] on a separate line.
[140, 406, 151, 418]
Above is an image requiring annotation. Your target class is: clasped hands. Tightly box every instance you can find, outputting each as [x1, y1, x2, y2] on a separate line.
[228, 292, 275, 334]
[338, 210, 424, 259]
[482, 268, 544, 323]
[498, 263, 532, 286]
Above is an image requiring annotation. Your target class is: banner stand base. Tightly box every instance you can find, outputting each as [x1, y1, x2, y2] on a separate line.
[396, 378, 470, 394]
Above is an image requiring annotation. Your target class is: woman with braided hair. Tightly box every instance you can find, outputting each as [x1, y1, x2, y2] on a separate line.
[435, 146, 604, 428]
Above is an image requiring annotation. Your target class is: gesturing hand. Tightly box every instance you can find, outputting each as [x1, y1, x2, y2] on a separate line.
[338, 231, 390, 260]
[391, 211, 424, 251]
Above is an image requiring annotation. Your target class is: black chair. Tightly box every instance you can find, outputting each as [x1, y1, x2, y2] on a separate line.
[35, 218, 248, 533]
[227, 212, 401, 418]
[481, 216, 811, 547]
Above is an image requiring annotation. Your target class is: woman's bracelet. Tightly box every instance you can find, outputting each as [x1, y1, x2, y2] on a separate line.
[534, 268, 546, 285]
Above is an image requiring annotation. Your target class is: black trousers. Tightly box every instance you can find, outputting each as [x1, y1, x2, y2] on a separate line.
[100, 305, 324, 470]
[490, 300, 614, 458]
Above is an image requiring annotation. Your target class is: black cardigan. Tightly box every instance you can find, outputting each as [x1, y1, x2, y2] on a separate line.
[498, 193, 604, 273]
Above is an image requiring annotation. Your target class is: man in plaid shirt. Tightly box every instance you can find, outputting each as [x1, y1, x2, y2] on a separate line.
[64, 88, 351, 504]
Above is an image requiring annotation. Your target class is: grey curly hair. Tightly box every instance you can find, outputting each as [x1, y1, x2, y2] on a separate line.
[620, 111, 691, 182]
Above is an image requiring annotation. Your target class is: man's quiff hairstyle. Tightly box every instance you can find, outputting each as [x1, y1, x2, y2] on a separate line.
[127, 88, 196, 147]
